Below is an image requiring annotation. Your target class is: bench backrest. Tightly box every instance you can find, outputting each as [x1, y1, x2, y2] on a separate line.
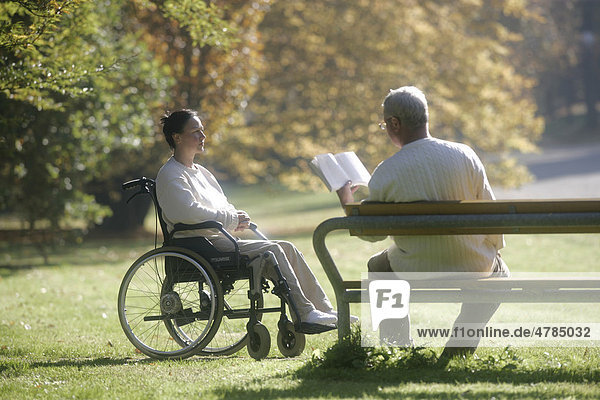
[341, 200, 600, 235]
[344, 199, 600, 216]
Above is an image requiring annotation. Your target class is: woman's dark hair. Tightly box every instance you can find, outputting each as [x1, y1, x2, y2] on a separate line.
[160, 109, 198, 149]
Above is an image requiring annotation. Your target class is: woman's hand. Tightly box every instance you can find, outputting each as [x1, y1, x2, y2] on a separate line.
[235, 210, 251, 231]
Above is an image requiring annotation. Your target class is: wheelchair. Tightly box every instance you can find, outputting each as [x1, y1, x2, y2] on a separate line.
[117, 177, 334, 360]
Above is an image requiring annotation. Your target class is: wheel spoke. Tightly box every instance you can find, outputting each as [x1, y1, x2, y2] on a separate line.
[118, 249, 223, 359]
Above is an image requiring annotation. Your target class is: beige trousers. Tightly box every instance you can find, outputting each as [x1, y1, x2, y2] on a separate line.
[368, 249, 510, 348]
[210, 237, 334, 320]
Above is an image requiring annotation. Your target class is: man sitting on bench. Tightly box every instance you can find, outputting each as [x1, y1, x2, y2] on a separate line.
[336, 86, 510, 357]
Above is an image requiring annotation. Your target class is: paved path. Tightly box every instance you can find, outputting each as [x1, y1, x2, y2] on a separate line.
[494, 141, 600, 199]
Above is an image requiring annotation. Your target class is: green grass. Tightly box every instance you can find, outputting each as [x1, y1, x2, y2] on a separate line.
[1, 185, 600, 399]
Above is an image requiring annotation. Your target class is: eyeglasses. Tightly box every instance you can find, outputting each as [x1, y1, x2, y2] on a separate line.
[378, 117, 398, 131]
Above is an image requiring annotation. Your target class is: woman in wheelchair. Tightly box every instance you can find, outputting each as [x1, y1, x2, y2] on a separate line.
[155, 109, 339, 330]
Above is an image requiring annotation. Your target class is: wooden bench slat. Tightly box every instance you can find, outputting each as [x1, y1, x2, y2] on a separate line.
[344, 200, 600, 216]
[343, 278, 600, 290]
[342, 210, 600, 236]
[345, 290, 600, 303]
[353, 226, 600, 235]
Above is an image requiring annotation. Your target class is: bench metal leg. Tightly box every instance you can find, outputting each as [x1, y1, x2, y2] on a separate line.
[337, 298, 351, 339]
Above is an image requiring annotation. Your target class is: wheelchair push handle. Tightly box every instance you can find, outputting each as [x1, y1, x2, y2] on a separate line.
[122, 177, 153, 203]
[122, 177, 153, 190]
[249, 222, 268, 240]
[122, 179, 140, 190]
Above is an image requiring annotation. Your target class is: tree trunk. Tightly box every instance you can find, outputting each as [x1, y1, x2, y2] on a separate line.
[581, 0, 598, 129]
[93, 190, 152, 233]
[106, 196, 152, 232]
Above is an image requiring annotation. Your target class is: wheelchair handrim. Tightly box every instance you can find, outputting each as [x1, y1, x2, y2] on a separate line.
[117, 250, 221, 358]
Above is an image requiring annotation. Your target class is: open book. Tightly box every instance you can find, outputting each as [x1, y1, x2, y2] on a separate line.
[310, 151, 371, 192]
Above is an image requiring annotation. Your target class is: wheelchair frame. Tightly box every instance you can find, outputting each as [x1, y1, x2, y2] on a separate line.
[117, 177, 325, 360]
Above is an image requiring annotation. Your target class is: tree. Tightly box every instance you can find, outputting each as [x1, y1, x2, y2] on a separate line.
[0, 0, 89, 109]
[230, 0, 545, 189]
[87, 0, 271, 232]
[1, 0, 264, 235]
[128, 0, 270, 177]
[0, 0, 171, 236]
[509, 1, 600, 132]
[507, 1, 580, 122]
[579, 0, 599, 129]
[1, 0, 556, 242]
[1, 0, 111, 231]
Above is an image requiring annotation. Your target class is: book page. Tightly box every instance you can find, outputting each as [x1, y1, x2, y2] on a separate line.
[311, 153, 350, 191]
[334, 152, 371, 187]
[309, 159, 331, 190]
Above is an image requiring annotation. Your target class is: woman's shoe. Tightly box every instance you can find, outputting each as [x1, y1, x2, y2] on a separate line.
[303, 309, 337, 326]
[329, 310, 359, 323]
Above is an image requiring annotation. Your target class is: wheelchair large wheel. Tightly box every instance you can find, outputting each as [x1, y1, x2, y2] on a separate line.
[118, 247, 223, 359]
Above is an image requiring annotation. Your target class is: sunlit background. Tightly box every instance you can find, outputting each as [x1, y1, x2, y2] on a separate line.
[1, 0, 599, 246]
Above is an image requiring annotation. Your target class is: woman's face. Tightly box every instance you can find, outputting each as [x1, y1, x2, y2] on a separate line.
[176, 116, 206, 154]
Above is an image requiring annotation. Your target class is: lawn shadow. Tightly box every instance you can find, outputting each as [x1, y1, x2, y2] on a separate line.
[26, 354, 244, 371]
[0, 258, 125, 278]
[0, 263, 62, 278]
[30, 356, 151, 369]
[0, 236, 153, 276]
[1, 356, 152, 379]
[212, 362, 599, 399]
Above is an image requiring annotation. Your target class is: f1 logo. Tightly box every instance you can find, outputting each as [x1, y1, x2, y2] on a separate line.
[369, 280, 410, 331]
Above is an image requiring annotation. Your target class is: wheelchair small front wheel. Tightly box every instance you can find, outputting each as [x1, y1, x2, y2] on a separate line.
[247, 322, 270, 360]
[277, 320, 306, 357]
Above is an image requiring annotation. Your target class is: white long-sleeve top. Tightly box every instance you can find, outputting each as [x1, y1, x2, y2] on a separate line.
[365, 137, 504, 272]
[155, 157, 239, 238]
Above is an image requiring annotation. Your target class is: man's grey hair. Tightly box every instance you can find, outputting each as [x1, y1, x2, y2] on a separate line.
[382, 86, 429, 130]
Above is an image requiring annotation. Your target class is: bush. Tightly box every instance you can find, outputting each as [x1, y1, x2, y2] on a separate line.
[309, 326, 438, 371]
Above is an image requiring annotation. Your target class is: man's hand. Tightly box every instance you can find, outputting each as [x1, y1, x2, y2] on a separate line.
[235, 210, 251, 231]
[336, 181, 359, 207]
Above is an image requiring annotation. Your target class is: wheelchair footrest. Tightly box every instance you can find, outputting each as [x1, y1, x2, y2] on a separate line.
[296, 322, 337, 335]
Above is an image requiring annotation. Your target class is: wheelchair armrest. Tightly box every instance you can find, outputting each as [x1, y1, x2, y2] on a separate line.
[173, 221, 223, 232]
[170, 221, 239, 253]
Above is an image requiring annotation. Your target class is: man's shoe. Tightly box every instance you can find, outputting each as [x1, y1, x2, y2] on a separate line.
[436, 346, 476, 367]
[439, 346, 476, 359]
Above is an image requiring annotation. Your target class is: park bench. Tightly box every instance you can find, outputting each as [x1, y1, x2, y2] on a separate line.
[312, 199, 600, 340]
